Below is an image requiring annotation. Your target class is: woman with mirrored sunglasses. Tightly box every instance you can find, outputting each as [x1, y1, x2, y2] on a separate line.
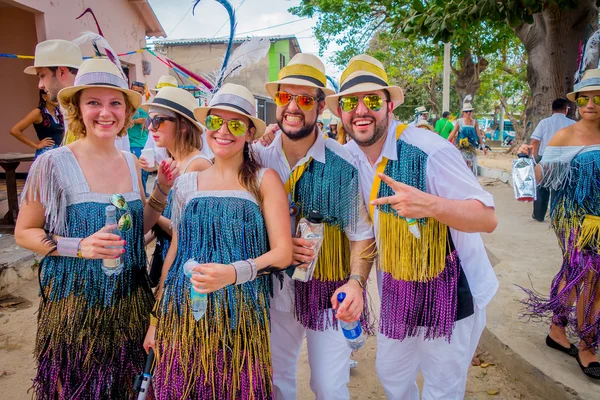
[518, 69, 600, 380]
[139, 87, 213, 287]
[144, 83, 292, 399]
[14, 59, 180, 399]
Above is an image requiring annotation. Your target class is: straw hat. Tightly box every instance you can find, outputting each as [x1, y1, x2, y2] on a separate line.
[24, 39, 82, 75]
[141, 86, 199, 126]
[57, 59, 142, 109]
[416, 119, 434, 131]
[151, 75, 178, 93]
[567, 69, 600, 101]
[326, 55, 404, 118]
[415, 106, 427, 113]
[462, 103, 474, 112]
[194, 83, 266, 138]
[265, 54, 335, 98]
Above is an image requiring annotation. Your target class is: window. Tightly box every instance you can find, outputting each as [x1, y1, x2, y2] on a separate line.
[280, 54, 286, 69]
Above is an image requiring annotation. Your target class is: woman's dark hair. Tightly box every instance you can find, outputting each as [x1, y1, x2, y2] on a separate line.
[38, 89, 46, 109]
[166, 114, 203, 159]
[239, 120, 263, 206]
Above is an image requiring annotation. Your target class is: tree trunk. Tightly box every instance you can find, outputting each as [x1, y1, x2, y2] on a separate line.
[453, 51, 488, 110]
[513, 1, 598, 148]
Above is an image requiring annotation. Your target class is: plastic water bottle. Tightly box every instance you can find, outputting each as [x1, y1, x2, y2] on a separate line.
[337, 292, 365, 351]
[102, 205, 124, 276]
[292, 210, 325, 282]
[183, 259, 208, 321]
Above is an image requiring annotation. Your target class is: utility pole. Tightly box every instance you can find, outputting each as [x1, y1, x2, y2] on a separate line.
[442, 43, 451, 112]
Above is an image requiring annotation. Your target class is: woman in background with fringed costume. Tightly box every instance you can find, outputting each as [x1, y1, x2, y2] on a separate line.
[519, 68, 600, 379]
[143, 83, 292, 399]
[15, 59, 178, 399]
[448, 98, 481, 176]
[139, 87, 212, 287]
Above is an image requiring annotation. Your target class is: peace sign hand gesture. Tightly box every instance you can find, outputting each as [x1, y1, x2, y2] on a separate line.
[370, 173, 435, 220]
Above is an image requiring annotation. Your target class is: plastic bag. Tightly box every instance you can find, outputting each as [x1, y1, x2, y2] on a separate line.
[512, 154, 537, 202]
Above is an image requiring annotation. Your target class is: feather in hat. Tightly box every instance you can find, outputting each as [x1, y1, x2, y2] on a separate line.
[219, 37, 271, 82]
[574, 26, 600, 83]
[72, 32, 126, 80]
[326, 75, 340, 93]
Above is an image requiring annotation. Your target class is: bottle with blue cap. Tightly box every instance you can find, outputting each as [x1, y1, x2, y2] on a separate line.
[183, 259, 208, 321]
[337, 292, 365, 351]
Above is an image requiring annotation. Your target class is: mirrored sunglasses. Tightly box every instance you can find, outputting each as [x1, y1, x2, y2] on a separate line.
[205, 115, 247, 136]
[576, 95, 600, 107]
[339, 95, 384, 113]
[110, 194, 133, 232]
[274, 91, 319, 111]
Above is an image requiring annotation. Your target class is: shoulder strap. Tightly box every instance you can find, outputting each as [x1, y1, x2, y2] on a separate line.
[182, 154, 212, 174]
[257, 167, 268, 186]
[123, 151, 140, 193]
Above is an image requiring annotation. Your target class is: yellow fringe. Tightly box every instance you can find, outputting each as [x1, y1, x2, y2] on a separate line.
[359, 240, 378, 264]
[377, 212, 448, 282]
[576, 214, 600, 251]
[312, 224, 351, 281]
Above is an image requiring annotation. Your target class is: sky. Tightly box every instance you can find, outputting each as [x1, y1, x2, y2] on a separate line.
[148, 0, 343, 76]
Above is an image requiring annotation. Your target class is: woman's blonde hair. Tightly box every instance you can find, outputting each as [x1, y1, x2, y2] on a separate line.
[62, 90, 136, 139]
[165, 114, 203, 159]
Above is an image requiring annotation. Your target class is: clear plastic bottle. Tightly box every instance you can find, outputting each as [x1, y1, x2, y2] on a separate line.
[337, 292, 365, 351]
[183, 259, 208, 321]
[292, 210, 325, 282]
[102, 205, 124, 276]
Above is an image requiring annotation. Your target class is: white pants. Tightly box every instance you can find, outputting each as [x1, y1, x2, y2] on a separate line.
[270, 309, 352, 400]
[376, 306, 486, 400]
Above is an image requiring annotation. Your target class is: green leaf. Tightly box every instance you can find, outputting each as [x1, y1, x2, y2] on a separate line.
[413, 0, 425, 13]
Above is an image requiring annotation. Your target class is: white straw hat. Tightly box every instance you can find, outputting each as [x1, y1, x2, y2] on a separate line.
[194, 83, 266, 138]
[462, 103, 474, 112]
[568, 69, 600, 101]
[265, 53, 335, 98]
[151, 75, 178, 94]
[57, 58, 142, 109]
[24, 39, 82, 75]
[326, 54, 404, 118]
[141, 86, 199, 126]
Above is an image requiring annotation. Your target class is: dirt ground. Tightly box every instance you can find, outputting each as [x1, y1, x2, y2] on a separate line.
[0, 181, 527, 400]
[477, 151, 514, 172]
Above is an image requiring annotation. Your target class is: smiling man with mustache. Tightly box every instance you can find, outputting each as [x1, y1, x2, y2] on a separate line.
[253, 53, 375, 400]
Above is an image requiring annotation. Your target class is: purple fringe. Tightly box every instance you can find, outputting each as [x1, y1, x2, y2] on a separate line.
[153, 345, 272, 400]
[519, 245, 600, 350]
[379, 250, 460, 342]
[294, 278, 375, 335]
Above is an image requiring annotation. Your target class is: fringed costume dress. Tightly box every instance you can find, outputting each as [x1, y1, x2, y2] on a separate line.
[153, 171, 273, 399]
[346, 121, 498, 397]
[20, 147, 154, 399]
[455, 118, 480, 175]
[253, 132, 374, 398]
[521, 145, 600, 350]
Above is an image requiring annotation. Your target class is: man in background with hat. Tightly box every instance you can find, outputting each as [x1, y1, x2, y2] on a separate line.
[253, 53, 375, 400]
[331, 54, 498, 399]
[24, 39, 82, 145]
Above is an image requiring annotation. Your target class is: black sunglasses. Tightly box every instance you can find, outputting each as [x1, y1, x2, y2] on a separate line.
[146, 115, 176, 130]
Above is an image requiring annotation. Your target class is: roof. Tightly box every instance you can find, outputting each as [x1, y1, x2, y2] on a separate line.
[154, 35, 300, 50]
[129, 0, 166, 38]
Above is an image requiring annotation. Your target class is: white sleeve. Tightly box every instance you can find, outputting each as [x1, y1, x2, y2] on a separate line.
[530, 119, 545, 141]
[426, 145, 495, 208]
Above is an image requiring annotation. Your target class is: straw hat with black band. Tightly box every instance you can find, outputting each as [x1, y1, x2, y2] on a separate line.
[151, 75, 179, 94]
[265, 53, 335, 98]
[326, 54, 404, 118]
[195, 83, 266, 138]
[462, 103, 474, 112]
[141, 86, 200, 126]
[24, 39, 82, 75]
[567, 69, 600, 101]
[57, 58, 141, 109]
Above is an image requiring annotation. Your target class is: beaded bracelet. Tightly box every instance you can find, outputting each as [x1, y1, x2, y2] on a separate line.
[149, 314, 158, 327]
[156, 183, 169, 197]
[57, 237, 83, 258]
[147, 195, 166, 213]
[232, 259, 257, 285]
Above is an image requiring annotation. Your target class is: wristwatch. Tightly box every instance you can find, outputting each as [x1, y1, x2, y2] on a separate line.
[348, 274, 366, 289]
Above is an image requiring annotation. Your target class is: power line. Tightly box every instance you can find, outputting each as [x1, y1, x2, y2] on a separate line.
[213, 17, 310, 38]
[167, 4, 195, 37]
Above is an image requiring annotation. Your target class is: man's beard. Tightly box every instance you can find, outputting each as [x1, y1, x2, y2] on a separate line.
[277, 113, 317, 141]
[344, 110, 389, 147]
[46, 80, 61, 103]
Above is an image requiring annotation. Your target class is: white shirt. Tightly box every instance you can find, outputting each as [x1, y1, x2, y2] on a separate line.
[530, 113, 575, 156]
[114, 135, 131, 152]
[345, 119, 499, 310]
[253, 131, 374, 312]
